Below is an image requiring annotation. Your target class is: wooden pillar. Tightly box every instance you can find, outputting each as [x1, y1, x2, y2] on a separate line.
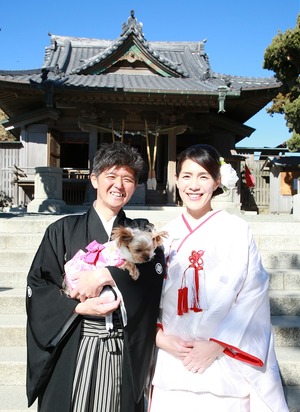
[167, 129, 177, 205]
[85, 126, 98, 204]
[20, 124, 48, 167]
[89, 126, 98, 171]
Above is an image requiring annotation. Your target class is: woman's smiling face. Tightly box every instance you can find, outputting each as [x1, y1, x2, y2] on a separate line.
[176, 159, 220, 219]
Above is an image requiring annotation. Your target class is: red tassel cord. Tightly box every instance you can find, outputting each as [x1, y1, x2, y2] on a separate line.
[177, 250, 205, 316]
[178, 286, 189, 315]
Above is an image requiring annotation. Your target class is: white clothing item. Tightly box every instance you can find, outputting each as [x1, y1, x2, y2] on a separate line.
[94, 210, 116, 241]
[151, 210, 288, 412]
[149, 385, 251, 412]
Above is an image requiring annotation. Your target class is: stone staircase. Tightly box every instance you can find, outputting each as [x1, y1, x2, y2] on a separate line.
[0, 209, 299, 411]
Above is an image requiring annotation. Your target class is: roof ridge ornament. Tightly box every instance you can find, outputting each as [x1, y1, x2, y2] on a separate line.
[121, 10, 143, 36]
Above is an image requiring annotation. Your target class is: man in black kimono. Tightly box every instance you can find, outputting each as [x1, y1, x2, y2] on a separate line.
[26, 142, 165, 412]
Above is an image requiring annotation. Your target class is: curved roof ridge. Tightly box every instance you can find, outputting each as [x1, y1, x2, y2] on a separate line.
[210, 72, 280, 89]
[70, 26, 187, 77]
[212, 71, 278, 82]
[141, 38, 187, 76]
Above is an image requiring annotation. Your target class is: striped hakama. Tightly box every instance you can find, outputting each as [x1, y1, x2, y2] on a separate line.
[71, 316, 124, 412]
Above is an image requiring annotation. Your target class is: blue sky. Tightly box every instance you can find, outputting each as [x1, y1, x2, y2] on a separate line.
[0, 0, 299, 148]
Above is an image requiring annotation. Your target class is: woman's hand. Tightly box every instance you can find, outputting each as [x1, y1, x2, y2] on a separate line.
[70, 268, 115, 302]
[182, 340, 224, 374]
[74, 295, 121, 317]
[156, 329, 193, 360]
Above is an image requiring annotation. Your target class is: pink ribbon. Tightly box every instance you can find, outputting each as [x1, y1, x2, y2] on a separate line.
[83, 240, 106, 265]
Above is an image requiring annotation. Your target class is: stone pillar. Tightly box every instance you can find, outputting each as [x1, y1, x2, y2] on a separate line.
[212, 187, 241, 212]
[293, 194, 300, 220]
[167, 130, 177, 205]
[27, 167, 67, 213]
[293, 180, 300, 220]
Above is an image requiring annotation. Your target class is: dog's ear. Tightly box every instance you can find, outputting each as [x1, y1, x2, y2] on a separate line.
[145, 223, 154, 232]
[111, 227, 122, 241]
[111, 226, 134, 247]
[152, 231, 168, 247]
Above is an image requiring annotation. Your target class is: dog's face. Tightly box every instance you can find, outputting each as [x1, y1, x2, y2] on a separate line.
[111, 226, 168, 264]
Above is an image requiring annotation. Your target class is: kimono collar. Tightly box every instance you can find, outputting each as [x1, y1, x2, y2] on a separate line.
[177, 209, 221, 252]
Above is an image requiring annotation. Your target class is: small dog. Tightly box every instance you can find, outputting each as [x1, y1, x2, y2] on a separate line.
[110, 225, 167, 279]
[63, 225, 167, 294]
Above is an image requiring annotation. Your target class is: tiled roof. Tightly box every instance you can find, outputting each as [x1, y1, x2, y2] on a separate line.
[0, 11, 280, 95]
[0, 68, 279, 96]
[39, 11, 280, 93]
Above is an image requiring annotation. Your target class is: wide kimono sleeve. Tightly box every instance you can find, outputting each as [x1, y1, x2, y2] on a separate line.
[26, 218, 81, 405]
[210, 221, 271, 367]
[26, 220, 79, 346]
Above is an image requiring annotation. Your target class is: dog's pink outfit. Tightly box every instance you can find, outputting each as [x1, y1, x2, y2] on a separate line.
[64, 240, 125, 290]
[64, 240, 126, 331]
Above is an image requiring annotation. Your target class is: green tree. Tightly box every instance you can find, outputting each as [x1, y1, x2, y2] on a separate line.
[263, 14, 300, 151]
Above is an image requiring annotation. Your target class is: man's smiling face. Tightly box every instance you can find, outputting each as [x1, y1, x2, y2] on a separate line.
[91, 166, 137, 215]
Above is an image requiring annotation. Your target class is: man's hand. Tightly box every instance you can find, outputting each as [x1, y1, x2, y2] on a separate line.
[70, 268, 115, 302]
[74, 295, 121, 317]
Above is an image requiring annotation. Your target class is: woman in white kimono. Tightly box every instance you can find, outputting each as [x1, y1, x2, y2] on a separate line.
[149, 144, 289, 412]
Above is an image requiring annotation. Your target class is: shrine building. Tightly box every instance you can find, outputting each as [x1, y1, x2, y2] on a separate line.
[0, 11, 281, 207]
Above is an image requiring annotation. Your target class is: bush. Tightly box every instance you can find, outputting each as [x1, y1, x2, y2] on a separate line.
[0, 190, 13, 208]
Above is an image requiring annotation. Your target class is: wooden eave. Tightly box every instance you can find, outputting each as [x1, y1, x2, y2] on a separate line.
[1, 107, 61, 130]
[52, 89, 229, 112]
[0, 83, 44, 119]
[203, 113, 255, 137]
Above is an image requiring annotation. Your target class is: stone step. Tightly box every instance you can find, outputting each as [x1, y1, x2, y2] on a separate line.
[0, 244, 300, 271]
[283, 386, 300, 412]
[0, 385, 297, 412]
[269, 269, 300, 291]
[2, 230, 300, 252]
[1, 313, 298, 348]
[0, 344, 299, 387]
[0, 315, 26, 347]
[0, 211, 299, 411]
[1, 287, 300, 317]
[0, 268, 28, 289]
[272, 316, 300, 347]
[0, 385, 37, 411]
[269, 290, 300, 316]
[0, 347, 26, 386]
[1, 209, 299, 236]
[246, 220, 300, 236]
[0, 247, 299, 275]
[0, 214, 62, 233]
[0, 251, 35, 269]
[276, 346, 300, 386]
[1, 266, 300, 291]
[255, 235, 300, 251]
[0, 289, 26, 315]
[262, 251, 300, 270]
[0, 232, 44, 250]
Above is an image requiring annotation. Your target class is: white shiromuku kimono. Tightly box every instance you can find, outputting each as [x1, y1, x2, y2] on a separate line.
[151, 209, 288, 412]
